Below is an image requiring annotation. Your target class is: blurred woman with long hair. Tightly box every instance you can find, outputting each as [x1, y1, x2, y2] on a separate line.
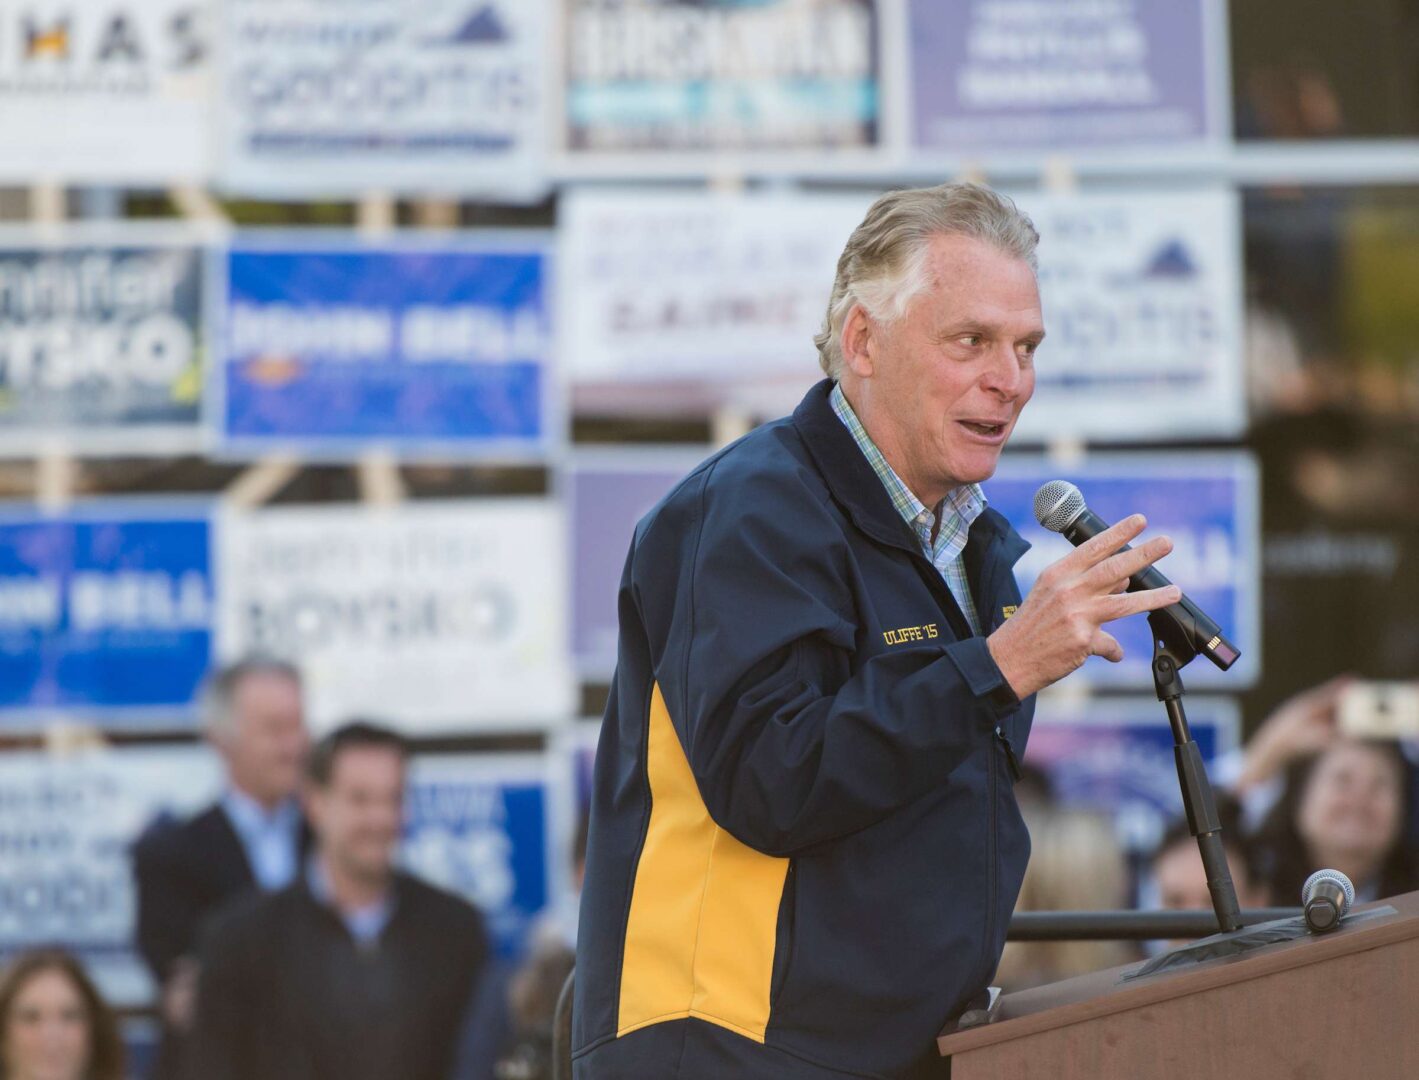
[0, 950, 124, 1080]
[1252, 738, 1419, 905]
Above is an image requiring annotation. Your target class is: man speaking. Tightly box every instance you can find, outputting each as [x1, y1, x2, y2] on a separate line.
[572, 182, 1181, 1079]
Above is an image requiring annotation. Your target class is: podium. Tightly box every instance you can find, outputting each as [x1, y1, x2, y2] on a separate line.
[938, 892, 1419, 1079]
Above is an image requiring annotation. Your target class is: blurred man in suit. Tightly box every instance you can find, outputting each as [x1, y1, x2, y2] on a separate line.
[131, 657, 309, 1079]
[187, 722, 489, 1080]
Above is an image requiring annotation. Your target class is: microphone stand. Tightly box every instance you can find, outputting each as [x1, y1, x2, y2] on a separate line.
[1148, 609, 1242, 933]
[1125, 612, 1322, 980]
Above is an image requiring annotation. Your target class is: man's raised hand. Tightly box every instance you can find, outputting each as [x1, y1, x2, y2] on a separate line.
[986, 514, 1182, 699]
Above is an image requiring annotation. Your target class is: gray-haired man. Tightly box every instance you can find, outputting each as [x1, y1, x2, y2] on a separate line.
[573, 182, 1180, 1079]
[132, 658, 309, 1080]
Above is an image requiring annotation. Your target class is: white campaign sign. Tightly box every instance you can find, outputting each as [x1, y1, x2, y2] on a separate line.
[0, 0, 211, 182]
[216, 500, 574, 732]
[220, 0, 547, 198]
[559, 188, 872, 416]
[1010, 187, 1244, 442]
[0, 746, 222, 1007]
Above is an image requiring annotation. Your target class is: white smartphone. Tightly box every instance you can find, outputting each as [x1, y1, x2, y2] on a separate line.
[1338, 681, 1419, 740]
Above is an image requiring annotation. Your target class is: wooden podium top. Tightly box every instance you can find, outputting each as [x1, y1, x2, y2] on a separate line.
[939, 891, 1419, 1058]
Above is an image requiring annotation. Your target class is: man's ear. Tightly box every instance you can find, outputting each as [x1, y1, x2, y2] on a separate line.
[840, 303, 877, 378]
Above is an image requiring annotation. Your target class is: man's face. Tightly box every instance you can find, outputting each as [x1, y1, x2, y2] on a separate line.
[843, 233, 1043, 503]
[306, 746, 405, 885]
[218, 672, 309, 807]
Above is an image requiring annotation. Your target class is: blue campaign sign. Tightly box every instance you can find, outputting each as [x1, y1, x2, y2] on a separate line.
[403, 755, 554, 961]
[0, 506, 213, 725]
[218, 238, 553, 457]
[986, 453, 1259, 689]
[1024, 695, 1240, 854]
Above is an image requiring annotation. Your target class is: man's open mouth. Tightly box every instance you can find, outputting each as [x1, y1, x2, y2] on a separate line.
[960, 420, 1006, 436]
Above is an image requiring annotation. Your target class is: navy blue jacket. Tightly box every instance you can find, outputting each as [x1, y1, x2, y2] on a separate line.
[574, 380, 1035, 1080]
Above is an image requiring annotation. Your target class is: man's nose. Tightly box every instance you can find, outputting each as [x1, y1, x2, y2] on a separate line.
[980, 345, 1023, 397]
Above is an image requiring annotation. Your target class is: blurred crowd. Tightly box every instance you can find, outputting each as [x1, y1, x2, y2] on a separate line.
[0, 657, 1414, 1080]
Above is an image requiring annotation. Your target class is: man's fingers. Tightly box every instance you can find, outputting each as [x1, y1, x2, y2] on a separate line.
[1089, 629, 1124, 663]
[1065, 514, 1149, 570]
[1099, 584, 1182, 622]
[1108, 577, 1129, 595]
[1087, 536, 1173, 590]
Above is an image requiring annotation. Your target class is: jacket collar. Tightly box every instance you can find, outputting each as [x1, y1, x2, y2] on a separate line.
[792, 379, 1031, 570]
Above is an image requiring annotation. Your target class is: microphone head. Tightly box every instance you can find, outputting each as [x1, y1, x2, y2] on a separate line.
[1302, 868, 1356, 914]
[1034, 481, 1086, 533]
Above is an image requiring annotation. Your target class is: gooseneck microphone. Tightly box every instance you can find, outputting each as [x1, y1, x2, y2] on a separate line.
[1302, 869, 1355, 933]
[1032, 481, 1241, 672]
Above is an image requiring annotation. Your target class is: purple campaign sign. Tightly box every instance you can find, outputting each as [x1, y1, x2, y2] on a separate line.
[568, 452, 709, 678]
[985, 453, 1259, 689]
[1025, 695, 1239, 853]
[909, 0, 1215, 152]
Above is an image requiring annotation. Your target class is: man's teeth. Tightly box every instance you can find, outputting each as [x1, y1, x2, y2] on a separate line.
[963, 421, 1002, 434]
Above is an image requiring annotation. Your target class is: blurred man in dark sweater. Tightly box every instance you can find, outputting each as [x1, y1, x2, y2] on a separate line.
[187, 722, 489, 1080]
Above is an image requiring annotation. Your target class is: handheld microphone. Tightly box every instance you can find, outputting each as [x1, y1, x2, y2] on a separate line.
[1032, 481, 1240, 672]
[1302, 869, 1355, 933]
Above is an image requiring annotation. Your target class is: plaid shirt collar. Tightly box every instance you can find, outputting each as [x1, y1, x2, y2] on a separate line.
[828, 383, 986, 552]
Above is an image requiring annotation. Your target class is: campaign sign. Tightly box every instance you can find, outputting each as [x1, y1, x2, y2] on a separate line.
[0, 230, 207, 454]
[1010, 188, 1245, 443]
[0, 745, 222, 1007]
[218, 238, 553, 457]
[0, 505, 213, 725]
[0, 0, 211, 182]
[908, 0, 1220, 153]
[220, 0, 546, 198]
[559, 189, 869, 415]
[1024, 694, 1239, 853]
[567, 451, 709, 677]
[216, 499, 575, 732]
[403, 754, 555, 960]
[986, 453, 1259, 689]
[562, 0, 881, 155]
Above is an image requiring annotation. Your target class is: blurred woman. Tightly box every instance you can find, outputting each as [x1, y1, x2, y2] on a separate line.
[1253, 738, 1419, 906]
[0, 950, 124, 1080]
[993, 808, 1137, 991]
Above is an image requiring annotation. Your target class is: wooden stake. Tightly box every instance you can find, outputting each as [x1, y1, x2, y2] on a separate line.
[36, 444, 76, 513]
[357, 191, 397, 237]
[356, 448, 406, 505]
[224, 454, 301, 508]
[711, 408, 753, 448]
[413, 198, 460, 230]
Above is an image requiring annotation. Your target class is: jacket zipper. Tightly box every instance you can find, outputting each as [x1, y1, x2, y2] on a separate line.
[982, 735, 999, 971]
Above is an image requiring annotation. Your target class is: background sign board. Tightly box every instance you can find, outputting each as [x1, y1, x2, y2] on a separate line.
[0, 229, 207, 455]
[908, 0, 1219, 154]
[220, 0, 547, 198]
[561, 0, 882, 157]
[559, 189, 869, 416]
[403, 753, 557, 961]
[987, 452, 1260, 690]
[1025, 693, 1240, 854]
[0, 504, 213, 727]
[567, 451, 708, 677]
[216, 237, 554, 458]
[216, 499, 575, 732]
[0, 746, 222, 1007]
[0, 0, 212, 182]
[1011, 187, 1245, 443]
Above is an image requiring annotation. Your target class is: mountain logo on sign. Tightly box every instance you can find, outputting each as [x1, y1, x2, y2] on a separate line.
[1141, 240, 1197, 280]
[429, 5, 509, 45]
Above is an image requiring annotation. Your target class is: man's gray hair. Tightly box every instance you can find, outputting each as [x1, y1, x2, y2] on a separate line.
[202, 656, 301, 736]
[814, 182, 1039, 379]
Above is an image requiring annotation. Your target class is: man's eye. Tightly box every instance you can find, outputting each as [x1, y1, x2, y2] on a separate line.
[962, 335, 982, 347]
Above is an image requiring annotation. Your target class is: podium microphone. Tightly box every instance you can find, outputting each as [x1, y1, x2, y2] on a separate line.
[1033, 481, 1241, 671]
[1302, 869, 1355, 933]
